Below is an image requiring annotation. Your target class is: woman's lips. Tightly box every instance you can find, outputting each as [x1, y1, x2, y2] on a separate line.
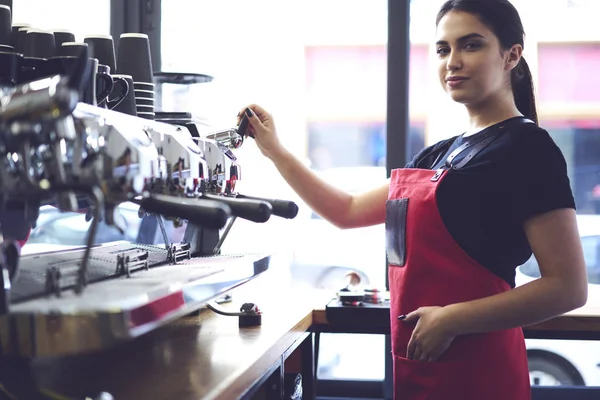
[446, 77, 468, 88]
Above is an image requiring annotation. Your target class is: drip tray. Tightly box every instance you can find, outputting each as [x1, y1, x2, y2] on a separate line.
[12, 242, 171, 303]
[1, 244, 271, 358]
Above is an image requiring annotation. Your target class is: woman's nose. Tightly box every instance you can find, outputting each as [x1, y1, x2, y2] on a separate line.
[446, 50, 462, 71]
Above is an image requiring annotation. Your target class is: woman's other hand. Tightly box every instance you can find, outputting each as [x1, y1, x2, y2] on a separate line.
[237, 104, 283, 160]
[400, 306, 457, 362]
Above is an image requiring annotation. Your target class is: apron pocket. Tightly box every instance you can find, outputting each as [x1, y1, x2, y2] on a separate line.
[386, 198, 408, 266]
[393, 355, 457, 399]
[394, 355, 524, 400]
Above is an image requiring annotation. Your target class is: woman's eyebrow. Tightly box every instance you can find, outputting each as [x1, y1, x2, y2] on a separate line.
[436, 32, 486, 46]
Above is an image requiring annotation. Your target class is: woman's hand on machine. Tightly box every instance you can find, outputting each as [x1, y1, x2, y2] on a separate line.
[237, 104, 284, 160]
[400, 306, 456, 362]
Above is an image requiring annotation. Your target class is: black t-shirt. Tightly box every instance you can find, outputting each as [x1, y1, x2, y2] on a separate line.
[405, 117, 576, 287]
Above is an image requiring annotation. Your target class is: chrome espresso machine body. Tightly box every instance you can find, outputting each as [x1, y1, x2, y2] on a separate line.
[0, 59, 298, 358]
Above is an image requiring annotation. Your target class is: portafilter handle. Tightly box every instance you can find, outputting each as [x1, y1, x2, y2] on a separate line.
[203, 113, 250, 149]
[201, 193, 272, 223]
[233, 194, 299, 219]
[134, 193, 232, 230]
[204, 128, 243, 149]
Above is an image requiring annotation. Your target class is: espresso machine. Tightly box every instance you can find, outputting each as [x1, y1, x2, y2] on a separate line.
[0, 51, 299, 367]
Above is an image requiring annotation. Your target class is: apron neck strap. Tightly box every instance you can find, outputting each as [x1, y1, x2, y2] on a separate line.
[445, 117, 535, 171]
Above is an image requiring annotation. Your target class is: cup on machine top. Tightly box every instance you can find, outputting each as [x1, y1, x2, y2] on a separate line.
[0, 0, 11, 15]
[96, 63, 130, 110]
[0, 50, 20, 86]
[53, 29, 76, 48]
[23, 29, 56, 59]
[84, 34, 116, 72]
[137, 111, 155, 120]
[136, 104, 154, 112]
[110, 74, 137, 117]
[10, 23, 28, 48]
[116, 33, 153, 83]
[135, 97, 154, 106]
[15, 26, 30, 54]
[133, 82, 155, 108]
[133, 81, 154, 91]
[44, 56, 108, 107]
[0, 5, 11, 46]
[134, 89, 154, 99]
[58, 41, 88, 57]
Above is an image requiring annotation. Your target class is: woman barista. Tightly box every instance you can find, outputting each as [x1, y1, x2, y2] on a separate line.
[239, 0, 588, 398]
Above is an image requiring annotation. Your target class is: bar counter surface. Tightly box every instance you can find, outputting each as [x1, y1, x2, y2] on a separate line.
[23, 277, 600, 400]
[30, 281, 327, 400]
[313, 298, 600, 340]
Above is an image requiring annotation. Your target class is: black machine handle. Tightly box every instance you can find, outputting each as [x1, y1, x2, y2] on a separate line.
[237, 113, 252, 138]
[135, 194, 231, 230]
[234, 194, 299, 219]
[201, 193, 272, 223]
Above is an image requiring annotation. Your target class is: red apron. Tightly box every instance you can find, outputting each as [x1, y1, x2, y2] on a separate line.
[387, 166, 531, 400]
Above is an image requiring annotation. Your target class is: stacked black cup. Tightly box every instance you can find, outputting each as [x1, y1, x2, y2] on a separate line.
[83, 35, 131, 112]
[0, 3, 11, 47]
[116, 33, 155, 120]
[84, 34, 116, 71]
[10, 22, 28, 48]
[57, 41, 87, 57]
[0, 0, 10, 16]
[23, 28, 55, 58]
[53, 29, 75, 48]
[19, 28, 58, 82]
[0, 5, 141, 118]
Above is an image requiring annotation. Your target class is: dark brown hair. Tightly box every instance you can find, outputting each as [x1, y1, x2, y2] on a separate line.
[436, 0, 538, 124]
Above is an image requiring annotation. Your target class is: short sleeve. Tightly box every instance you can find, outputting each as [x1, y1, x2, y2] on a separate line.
[509, 129, 576, 223]
[404, 152, 421, 168]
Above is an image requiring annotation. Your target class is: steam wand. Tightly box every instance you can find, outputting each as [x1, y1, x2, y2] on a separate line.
[156, 214, 171, 251]
[211, 216, 237, 255]
[76, 185, 104, 294]
[43, 183, 105, 296]
[137, 205, 171, 251]
[0, 248, 13, 314]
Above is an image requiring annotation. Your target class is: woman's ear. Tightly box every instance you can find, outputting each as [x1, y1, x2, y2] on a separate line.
[505, 44, 523, 71]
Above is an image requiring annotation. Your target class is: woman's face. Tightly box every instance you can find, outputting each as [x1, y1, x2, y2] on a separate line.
[435, 11, 518, 106]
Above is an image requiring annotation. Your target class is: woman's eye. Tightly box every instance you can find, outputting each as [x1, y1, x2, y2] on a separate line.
[464, 42, 481, 50]
[436, 47, 449, 55]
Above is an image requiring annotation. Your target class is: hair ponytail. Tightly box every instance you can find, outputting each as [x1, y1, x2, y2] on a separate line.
[511, 56, 538, 124]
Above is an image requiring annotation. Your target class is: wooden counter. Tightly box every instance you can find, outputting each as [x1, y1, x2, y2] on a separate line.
[30, 285, 328, 400]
